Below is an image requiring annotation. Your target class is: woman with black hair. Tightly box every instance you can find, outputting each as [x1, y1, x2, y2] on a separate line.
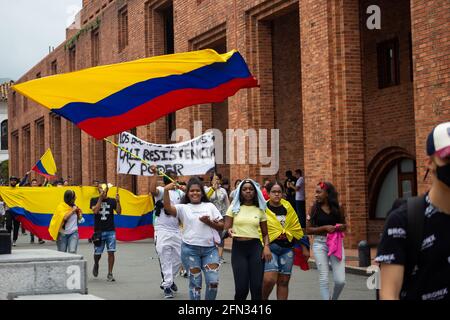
[306, 181, 347, 300]
[224, 178, 272, 300]
[262, 181, 305, 300]
[163, 177, 224, 300]
[49, 190, 83, 253]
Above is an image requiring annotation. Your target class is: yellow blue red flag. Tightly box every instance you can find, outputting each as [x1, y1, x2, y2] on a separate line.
[32, 148, 57, 179]
[0, 186, 154, 241]
[12, 49, 258, 139]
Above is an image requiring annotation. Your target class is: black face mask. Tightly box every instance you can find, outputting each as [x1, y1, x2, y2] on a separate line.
[436, 163, 450, 188]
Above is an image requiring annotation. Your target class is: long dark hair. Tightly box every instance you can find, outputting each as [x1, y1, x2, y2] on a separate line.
[238, 179, 259, 206]
[64, 190, 76, 207]
[182, 177, 210, 204]
[310, 182, 344, 226]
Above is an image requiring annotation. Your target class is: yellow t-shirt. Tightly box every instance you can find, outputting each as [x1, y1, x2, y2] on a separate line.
[226, 205, 267, 239]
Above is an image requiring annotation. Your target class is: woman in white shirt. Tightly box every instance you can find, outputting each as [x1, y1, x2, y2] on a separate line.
[163, 177, 224, 300]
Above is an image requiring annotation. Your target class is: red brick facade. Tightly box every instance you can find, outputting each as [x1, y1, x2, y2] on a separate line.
[8, 0, 449, 248]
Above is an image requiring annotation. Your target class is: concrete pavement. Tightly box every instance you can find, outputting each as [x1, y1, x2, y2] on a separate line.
[13, 234, 376, 300]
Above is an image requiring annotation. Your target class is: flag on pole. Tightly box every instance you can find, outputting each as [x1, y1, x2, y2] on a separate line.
[32, 148, 57, 179]
[12, 49, 258, 139]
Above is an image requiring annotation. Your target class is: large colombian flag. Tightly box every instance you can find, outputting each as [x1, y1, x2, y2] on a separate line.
[31, 148, 57, 179]
[0, 186, 154, 241]
[12, 49, 258, 139]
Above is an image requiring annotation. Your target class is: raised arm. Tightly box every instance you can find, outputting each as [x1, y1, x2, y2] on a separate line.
[92, 191, 106, 214]
[149, 166, 160, 197]
[115, 191, 122, 214]
[19, 171, 31, 186]
[163, 183, 177, 216]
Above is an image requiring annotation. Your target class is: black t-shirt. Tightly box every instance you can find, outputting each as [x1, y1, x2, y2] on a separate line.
[310, 205, 340, 227]
[267, 203, 294, 248]
[376, 194, 450, 300]
[90, 197, 117, 232]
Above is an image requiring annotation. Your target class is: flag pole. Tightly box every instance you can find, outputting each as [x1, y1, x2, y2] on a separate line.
[103, 138, 177, 185]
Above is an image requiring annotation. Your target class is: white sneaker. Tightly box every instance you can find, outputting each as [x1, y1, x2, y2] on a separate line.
[12, 241, 16, 247]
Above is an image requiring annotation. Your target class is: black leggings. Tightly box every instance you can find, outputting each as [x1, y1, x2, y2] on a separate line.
[6, 211, 20, 242]
[231, 239, 264, 300]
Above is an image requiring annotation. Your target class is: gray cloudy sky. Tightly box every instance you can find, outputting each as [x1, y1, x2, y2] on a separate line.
[0, 0, 82, 81]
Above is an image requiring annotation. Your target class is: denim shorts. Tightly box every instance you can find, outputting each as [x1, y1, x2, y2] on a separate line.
[264, 242, 294, 275]
[94, 231, 116, 255]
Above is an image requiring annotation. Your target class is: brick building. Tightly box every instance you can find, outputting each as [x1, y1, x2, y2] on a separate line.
[8, 0, 449, 248]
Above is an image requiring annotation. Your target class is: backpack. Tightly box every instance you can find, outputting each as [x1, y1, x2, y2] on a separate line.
[402, 196, 426, 296]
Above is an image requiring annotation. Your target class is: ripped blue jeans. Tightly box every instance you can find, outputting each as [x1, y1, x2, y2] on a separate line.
[181, 242, 220, 300]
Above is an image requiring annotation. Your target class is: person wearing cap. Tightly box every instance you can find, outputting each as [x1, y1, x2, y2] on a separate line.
[376, 121, 450, 300]
[5, 172, 31, 246]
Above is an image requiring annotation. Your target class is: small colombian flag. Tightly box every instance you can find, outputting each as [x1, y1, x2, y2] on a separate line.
[32, 148, 57, 179]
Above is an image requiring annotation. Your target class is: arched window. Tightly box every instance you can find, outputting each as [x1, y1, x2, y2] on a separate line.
[371, 158, 417, 219]
[1, 120, 7, 150]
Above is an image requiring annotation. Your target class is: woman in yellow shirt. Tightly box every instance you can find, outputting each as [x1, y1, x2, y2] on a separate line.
[224, 178, 272, 300]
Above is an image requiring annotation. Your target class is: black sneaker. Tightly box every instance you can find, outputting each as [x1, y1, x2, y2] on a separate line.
[38, 240, 46, 244]
[170, 282, 178, 292]
[163, 287, 173, 299]
[93, 263, 99, 277]
[107, 273, 116, 282]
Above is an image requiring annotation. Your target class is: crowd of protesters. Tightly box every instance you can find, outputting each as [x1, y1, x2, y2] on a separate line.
[2, 121, 448, 301]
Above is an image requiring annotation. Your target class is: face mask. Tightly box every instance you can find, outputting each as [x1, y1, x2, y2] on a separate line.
[436, 163, 450, 188]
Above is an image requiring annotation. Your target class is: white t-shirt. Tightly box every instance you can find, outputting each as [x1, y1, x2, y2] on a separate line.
[174, 202, 222, 247]
[61, 212, 78, 235]
[154, 186, 184, 232]
[295, 177, 305, 201]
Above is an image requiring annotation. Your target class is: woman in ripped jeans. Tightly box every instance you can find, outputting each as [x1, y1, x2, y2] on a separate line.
[163, 177, 224, 300]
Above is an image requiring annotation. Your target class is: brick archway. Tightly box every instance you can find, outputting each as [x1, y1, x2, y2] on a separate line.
[367, 146, 415, 219]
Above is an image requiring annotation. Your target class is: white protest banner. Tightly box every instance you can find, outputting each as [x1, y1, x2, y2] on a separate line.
[117, 131, 215, 176]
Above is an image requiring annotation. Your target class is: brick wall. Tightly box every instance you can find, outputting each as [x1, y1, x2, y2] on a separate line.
[411, 0, 450, 194]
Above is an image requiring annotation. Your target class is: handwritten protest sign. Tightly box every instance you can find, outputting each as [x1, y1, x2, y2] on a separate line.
[117, 131, 215, 176]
